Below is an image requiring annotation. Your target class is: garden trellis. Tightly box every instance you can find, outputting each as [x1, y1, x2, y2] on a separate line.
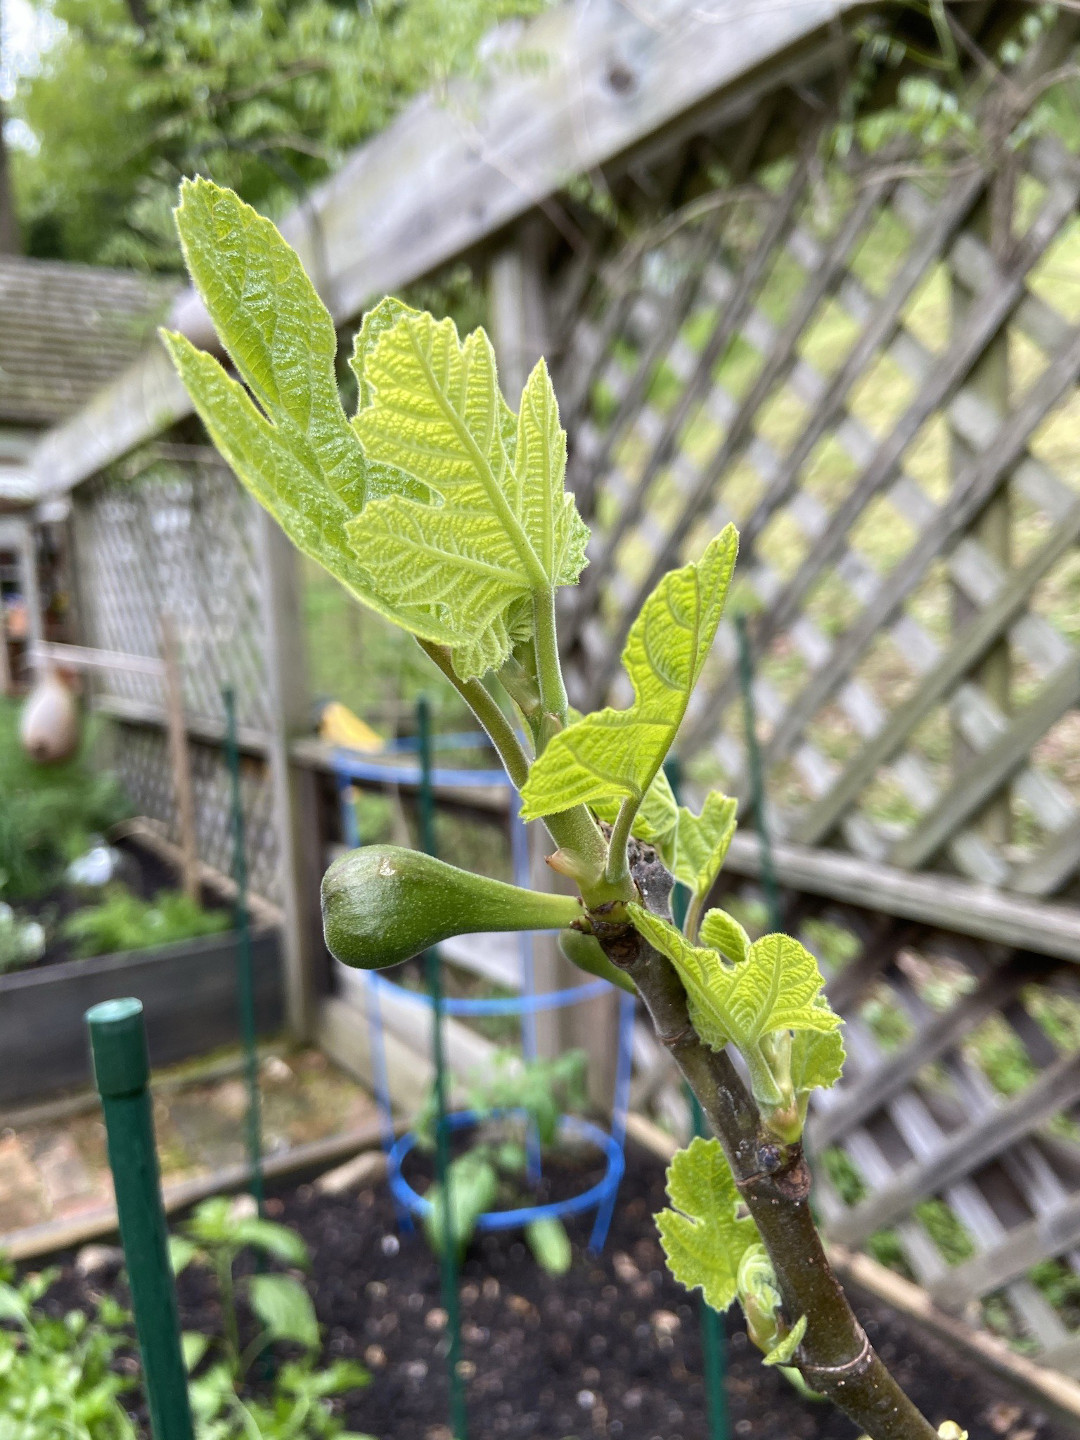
[12, 0, 1080, 1391]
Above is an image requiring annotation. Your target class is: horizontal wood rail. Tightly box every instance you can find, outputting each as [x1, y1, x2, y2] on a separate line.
[724, 833, 1080, 964]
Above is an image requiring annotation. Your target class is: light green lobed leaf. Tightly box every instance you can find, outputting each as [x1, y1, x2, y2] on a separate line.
[790, 1027, 846, 1097]
[655, 1136, 759, 1313]
[348, 308, 589, 677]
[163, 337, 383, 612]
[627, 905, 839, 1055]
[672, 791, 738, 901]
[170, 177, 369, 512]
[521, 526, 738, 821]
[165, 180, 589, 682]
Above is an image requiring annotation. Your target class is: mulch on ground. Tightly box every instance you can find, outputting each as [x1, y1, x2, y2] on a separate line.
[45, 1139, 1067, 1440]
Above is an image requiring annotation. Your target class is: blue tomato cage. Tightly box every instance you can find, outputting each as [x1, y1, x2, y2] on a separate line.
[333, 734, 634, 1255]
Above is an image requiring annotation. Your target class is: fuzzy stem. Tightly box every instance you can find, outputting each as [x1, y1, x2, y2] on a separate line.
[605, 795, 638, 886]
[417, 639, 532, 789]
[595, 847, 940, 1440]
[416, 638, 618, 902]
[683, 890, 706, 942]
[532, 588, 568, 727]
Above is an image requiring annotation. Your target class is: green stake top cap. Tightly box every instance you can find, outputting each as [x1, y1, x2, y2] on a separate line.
[86, 997, 149, 1097]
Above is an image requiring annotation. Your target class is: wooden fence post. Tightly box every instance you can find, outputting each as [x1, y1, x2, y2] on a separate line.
[159, 612, 199, 901]
[256, 506, 322, 1042]
[16, 517, 43, 654]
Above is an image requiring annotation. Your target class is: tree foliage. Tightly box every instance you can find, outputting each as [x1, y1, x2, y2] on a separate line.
[11, 0, 548, 268]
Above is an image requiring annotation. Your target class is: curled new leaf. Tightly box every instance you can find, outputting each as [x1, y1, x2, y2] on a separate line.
[763, 1314, 808, 1368]
[790, 1027, 846, 1100]
[520, 526, 738, 821]
[655, 1136, 759, 1313]
[699, 906, 751, 965]
[591, 766, 678, 849]
[737, 1244, 808, 1369]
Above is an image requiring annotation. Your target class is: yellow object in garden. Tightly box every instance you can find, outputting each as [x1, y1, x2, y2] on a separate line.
[319, 701, 384, 754]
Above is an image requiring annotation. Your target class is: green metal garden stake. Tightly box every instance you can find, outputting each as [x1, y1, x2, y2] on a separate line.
[735, 615, 782, 932]
[664, 759, 730, 1440]
[417, 695, 469, 1440]
[86, 998, 195, 1440]
[223, 684, 265, 1215]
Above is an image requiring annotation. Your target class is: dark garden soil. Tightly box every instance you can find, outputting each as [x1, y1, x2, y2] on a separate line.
[44, 1140, 1069, 1440]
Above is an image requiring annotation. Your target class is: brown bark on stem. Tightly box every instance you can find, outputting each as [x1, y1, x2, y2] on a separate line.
[593, 841, 940, 1440]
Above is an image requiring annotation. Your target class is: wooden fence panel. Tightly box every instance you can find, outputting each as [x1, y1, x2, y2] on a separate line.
[547, 51, 1080, 1373]
[72, 449, 283, 902]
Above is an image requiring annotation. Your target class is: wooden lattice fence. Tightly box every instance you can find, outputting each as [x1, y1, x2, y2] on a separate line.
[540, 43, 1080, 1374]
[71, 449, 284, 901]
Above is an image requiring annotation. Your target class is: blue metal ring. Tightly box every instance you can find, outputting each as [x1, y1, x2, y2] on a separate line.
[387, 1110, 625, 1231]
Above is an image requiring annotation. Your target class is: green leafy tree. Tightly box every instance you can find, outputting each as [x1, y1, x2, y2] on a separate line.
[10, 0, 548, 267]
[166, 177, 961, 1440]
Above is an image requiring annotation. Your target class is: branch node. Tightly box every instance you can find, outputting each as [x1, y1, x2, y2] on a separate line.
[799, 1330, 872, 1380]
[659, 1024, 695, 1051]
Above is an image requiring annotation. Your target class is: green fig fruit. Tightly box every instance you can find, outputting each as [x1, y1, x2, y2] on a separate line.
[323, 845, 584, 969]
[558, 928, 636, 995]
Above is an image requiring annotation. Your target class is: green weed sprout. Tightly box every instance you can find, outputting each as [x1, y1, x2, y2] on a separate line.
[164, 176, 957, 1440]
[171, 1198, 372, 1439]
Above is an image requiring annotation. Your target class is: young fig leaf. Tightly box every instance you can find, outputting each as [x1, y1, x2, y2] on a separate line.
[165, 181, 590, 682]
[520, 526, 738, 821]
[627, 906, 839, 1056]
[347, 312, 588, 678]
[323, 846, 582, 969]
[790, 1027, 846, 1100]
[164, 182, 378, 607]
[655, 1136, 760, 1312]
[672, 791, 738, 901]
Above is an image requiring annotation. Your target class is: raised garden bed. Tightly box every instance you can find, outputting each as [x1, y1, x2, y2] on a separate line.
[43, 1142, 1069, 1440]
[0, 837, 282, 1107]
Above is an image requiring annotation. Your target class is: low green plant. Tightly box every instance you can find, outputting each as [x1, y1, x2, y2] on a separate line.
[0, 699, 127, 902]
[63, 885, 230, 959]
[171, 1198, 373, 1439]
[166, 176, 961, 1440]
[414, 1050, 585, 1271]
[0, 1261, 135, 1440]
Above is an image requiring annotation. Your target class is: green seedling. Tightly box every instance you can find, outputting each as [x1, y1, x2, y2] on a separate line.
[415, 1050, 585, 1273]
[165, 175, 961, 1440]
[171, 1199, 373, 1440]
[63, 884, 230, 959]
[0, 1262, 135, 1440]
